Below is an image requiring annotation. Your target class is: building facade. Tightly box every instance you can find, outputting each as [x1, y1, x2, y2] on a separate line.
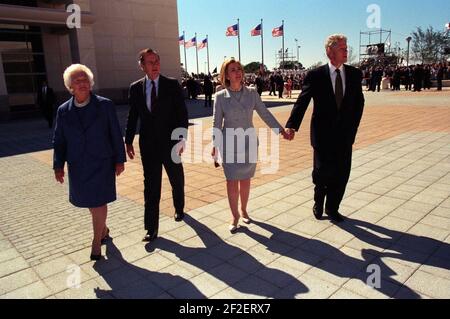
[0, 0, 181, 120]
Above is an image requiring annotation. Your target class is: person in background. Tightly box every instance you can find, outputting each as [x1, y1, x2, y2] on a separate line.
[203, 75, 214, 107]
[37, 80, 56, 128]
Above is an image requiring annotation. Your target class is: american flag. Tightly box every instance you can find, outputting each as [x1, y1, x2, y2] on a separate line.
[272, 25, 283, 37]
[178, 35, 184, 46]
[197, 38, 207, 50]
[251, 24, 262, 36]
[185, 37, 196, 48]
[226, 24, 239, 37]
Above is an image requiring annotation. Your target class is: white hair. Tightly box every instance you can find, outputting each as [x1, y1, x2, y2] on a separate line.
[63, 64, 95, 93]
[325, 34, 347, 50]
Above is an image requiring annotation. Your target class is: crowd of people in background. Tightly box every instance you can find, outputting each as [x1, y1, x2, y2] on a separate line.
[180, 61, 448, 103]
[181, 69, 308, 101]
[361, 62, 449, 92]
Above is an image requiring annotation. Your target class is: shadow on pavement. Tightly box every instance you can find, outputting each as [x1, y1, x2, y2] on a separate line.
[248, 221, 426, 298]
[144, 215, 308, 298]
[92, 239, 206, 299]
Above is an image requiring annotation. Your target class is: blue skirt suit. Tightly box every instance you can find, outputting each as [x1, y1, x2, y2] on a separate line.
[53, 94, 126, 208]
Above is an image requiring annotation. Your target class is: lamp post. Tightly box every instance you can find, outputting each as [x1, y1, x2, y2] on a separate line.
[406, 36, 412, 66]
[294, 38, 299, 62]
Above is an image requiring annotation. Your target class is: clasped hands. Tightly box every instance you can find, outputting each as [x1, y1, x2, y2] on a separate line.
[281, 128, 296, 141]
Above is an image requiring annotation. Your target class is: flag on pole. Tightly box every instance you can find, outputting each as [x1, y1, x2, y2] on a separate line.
[251, 23, 262, 36]
[226, 24, 239, 36]
[272, 25, 284, 37]
[197, 38, 207, 50]
[446, 22, 450, 30]
[178, 35, 185, 46]
[185, 37, 196, 48]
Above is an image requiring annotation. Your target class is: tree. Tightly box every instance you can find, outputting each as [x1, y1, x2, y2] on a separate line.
[347, 46, 359, 67]
[411, 26, 449, 64]
[308, 61, 323, 70]
[279, 61, 297, 69]
[244, 62, 267, 74]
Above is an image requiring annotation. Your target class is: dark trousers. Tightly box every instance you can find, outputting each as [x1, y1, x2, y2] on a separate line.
[204, 94, 212, 107]
[312, 145, 352, 213]
[437, 79, 443, 91]
[140, 148, 185, 235]
[41, 105, 53, 128]
[269, 84, 276, 95]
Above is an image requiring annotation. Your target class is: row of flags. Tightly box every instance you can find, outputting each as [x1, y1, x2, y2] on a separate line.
[179, 23, 285, 49]
[179, 21, 285, 74]
[179, 35, 208, 50]
[228, 23, 284, 37]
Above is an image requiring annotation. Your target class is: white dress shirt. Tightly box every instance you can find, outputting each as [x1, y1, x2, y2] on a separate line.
[328, 62, 346, 96]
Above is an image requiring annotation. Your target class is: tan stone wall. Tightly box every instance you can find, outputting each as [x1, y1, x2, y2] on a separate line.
[41, 31, 72, 92]
[0, 0, 181, 112]
[89, 0, 181, 92]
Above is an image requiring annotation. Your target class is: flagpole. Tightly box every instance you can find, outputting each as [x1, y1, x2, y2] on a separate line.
[237, 18, 241, 61]
[261, 18, 264, 71]
[183, 31, 187, 74]
[195, 32, 199, 75]
[206, 35, 210, 74]
[282, 20, 285, 70]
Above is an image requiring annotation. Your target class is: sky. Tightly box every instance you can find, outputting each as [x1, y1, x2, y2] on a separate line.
[177, 0, 450, 73]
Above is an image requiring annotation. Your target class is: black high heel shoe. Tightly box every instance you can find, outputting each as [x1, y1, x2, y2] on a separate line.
[101, 227, 110, 245]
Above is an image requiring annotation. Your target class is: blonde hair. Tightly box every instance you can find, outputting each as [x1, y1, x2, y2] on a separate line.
[219, 57, 244, 88]
[63, 64, 95, 93]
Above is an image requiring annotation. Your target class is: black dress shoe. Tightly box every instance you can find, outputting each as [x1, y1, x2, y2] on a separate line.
[174, 212, 185, 222]
[326, 210, 345, 223]
[142, 232, 158, 242]
[90, 254, 102, 261]
[313, 204, 323, 220]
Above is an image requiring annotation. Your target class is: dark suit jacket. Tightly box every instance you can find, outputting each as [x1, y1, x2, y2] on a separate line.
[125, 75, 189, 153]
[53, 94, 126, 169]
[286, 64, 365, 149]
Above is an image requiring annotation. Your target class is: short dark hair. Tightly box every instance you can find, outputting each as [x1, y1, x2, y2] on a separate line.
[138, 48, 160, 64]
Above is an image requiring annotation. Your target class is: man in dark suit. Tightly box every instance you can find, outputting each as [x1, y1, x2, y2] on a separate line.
[436, 63, 444, 91]
[285, 34, 365, 222]
[37, 81, 56, 128]
[125, 48, 189, 242]
[203, 75, 214, 107]
[276, 73, 285, 98]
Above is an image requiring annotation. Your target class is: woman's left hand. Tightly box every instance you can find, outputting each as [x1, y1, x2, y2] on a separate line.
[115, 163, 125, 176]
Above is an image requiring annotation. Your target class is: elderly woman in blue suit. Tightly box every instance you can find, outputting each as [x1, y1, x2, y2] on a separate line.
[212, 58, 289, 232]
[53, 64, 126, 260]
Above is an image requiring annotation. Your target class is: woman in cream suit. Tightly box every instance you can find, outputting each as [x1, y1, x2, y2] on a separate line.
[212, 58, 289, 232]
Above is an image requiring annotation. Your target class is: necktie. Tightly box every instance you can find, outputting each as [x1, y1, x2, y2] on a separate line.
[335, 69, 343, 110]
[150, 80, 157, 112]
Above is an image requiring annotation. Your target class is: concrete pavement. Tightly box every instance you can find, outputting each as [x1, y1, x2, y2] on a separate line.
[0, 89, 449, 299]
